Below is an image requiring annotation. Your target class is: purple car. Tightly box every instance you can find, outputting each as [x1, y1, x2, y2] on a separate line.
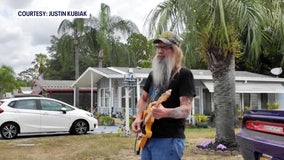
[236, 110, 284, 160]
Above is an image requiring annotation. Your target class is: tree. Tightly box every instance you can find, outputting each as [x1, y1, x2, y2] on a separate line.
[31, 53, 48, 80]
[127, 33, 155, 67]
[236, 1, 284, 77]
[88, 3, 139, 67]
[57, 18, 87, 106]
[18, 68, 38, 82]
[0, 66, 19, 98]
[17, 53, 47, 87]
[146, 0, 284, 147]
[46, 35, 77, 80]
[57, 18, 86, 80]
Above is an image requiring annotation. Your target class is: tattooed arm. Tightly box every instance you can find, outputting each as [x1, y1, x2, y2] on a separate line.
[168, 96, 193, 119]
[151, 96, 193, 119]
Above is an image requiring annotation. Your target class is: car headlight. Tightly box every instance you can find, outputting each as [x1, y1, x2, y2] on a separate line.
[86, 112, 94, 117]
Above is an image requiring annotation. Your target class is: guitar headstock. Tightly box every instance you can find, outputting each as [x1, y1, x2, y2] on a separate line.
[157, 89, 172, 103]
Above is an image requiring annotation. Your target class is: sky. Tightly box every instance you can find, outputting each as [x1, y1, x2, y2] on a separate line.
[0, 0, 164, 75]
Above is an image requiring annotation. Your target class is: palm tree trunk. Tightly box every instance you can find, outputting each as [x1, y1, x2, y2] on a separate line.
[0, 86, 2, 98]
[213, 58, 237, 147]
[98, 50, 103, 68]
[230, 57, 239, 128]
[74, 38, 80, 106]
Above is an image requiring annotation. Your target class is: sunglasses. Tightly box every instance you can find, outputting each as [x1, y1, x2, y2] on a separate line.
[155, 45, 173, 50]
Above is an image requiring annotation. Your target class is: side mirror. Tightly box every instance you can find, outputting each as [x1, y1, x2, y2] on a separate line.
[61, 107, 67, 114]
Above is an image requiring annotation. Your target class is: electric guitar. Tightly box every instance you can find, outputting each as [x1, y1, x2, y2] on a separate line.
[135, 89, 172, 155]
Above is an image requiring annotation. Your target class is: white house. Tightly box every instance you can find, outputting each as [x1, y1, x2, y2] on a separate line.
[72, 67, 284, 116]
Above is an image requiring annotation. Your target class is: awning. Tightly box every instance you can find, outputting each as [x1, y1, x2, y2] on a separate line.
[202, 80, 284, 93]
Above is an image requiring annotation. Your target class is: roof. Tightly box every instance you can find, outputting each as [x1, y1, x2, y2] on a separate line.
[35, 80, 74, 90]
[202, 80, 284, 93]
[32, 80, 97, 92]
[72, 67, 151, 87]
[193, 70, 284, 82]
[72, 67, 284, 88]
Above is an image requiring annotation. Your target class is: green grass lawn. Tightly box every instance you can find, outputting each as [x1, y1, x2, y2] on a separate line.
[0, 128, 243, 160]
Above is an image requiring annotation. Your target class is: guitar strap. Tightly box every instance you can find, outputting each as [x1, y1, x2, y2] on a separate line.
[147, 84, 166, 108]
[145, 68, 178, 110]
[148, 69, 176, 104]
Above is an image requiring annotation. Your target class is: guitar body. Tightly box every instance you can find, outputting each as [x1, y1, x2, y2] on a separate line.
[135, 89, 171, 155]
[135, 105, 154, 154]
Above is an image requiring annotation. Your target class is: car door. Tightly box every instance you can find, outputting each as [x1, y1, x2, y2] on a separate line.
[9, 99, 41, 133]
[39, 99, 71, 132]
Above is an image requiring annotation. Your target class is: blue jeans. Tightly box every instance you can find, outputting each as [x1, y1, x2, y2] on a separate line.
[141, 138, 185, 160]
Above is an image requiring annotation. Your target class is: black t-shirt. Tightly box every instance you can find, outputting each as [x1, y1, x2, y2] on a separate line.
[143, 67, 196, 138]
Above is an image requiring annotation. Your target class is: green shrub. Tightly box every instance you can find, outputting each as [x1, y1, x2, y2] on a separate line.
[194, 114, 208, 123]
[267, 102, 280, 110]
[99, 116, 115, 126]
[237, 106, 252, 118]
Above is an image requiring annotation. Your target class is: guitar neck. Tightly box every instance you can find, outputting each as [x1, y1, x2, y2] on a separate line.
[143, 89, 172, 123]
[154, 100, 163, 108]
[155, 89, 171, 108]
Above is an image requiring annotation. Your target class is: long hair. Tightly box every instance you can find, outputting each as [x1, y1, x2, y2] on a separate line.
[171, 45, 184, 76]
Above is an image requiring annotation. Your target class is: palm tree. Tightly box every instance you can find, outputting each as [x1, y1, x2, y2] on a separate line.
[57, 18, 86, 79]
[88, 3, 139, 67]
[46, 35, 77, 80]
[146, 0, 284, 147]
[57, 18, 86, 106]
[31, 53, 48, 80]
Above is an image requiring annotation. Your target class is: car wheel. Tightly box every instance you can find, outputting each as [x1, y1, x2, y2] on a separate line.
[0, 122, 19, 139]
[70, 120, 88, 135]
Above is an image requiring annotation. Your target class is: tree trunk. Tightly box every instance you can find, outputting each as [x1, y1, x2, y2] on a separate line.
[213, 58, 237, 147]
[230, 57, 239, 128]
[74, 37, 80, 107]
[98, 50, 103, 68]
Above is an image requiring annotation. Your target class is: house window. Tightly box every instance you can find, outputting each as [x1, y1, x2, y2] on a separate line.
[268, 93, 276, 103]
[99, 88, 110, 108]
[194, 87, 200, 114]
[243, 93, 258, 109]
[235, 93, 241, 110]
[244, 93, 250, 107]
[250, 93, 258, 109]
[203, 88, 212, 115]
[121, 87, 136, 116]
[261, 93, 268, 109]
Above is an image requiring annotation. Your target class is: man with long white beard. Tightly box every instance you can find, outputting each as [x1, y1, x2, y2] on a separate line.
[132, 31, 196, 160]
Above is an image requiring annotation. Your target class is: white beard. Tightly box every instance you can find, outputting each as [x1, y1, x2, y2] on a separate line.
[152, 55, 174, 88]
